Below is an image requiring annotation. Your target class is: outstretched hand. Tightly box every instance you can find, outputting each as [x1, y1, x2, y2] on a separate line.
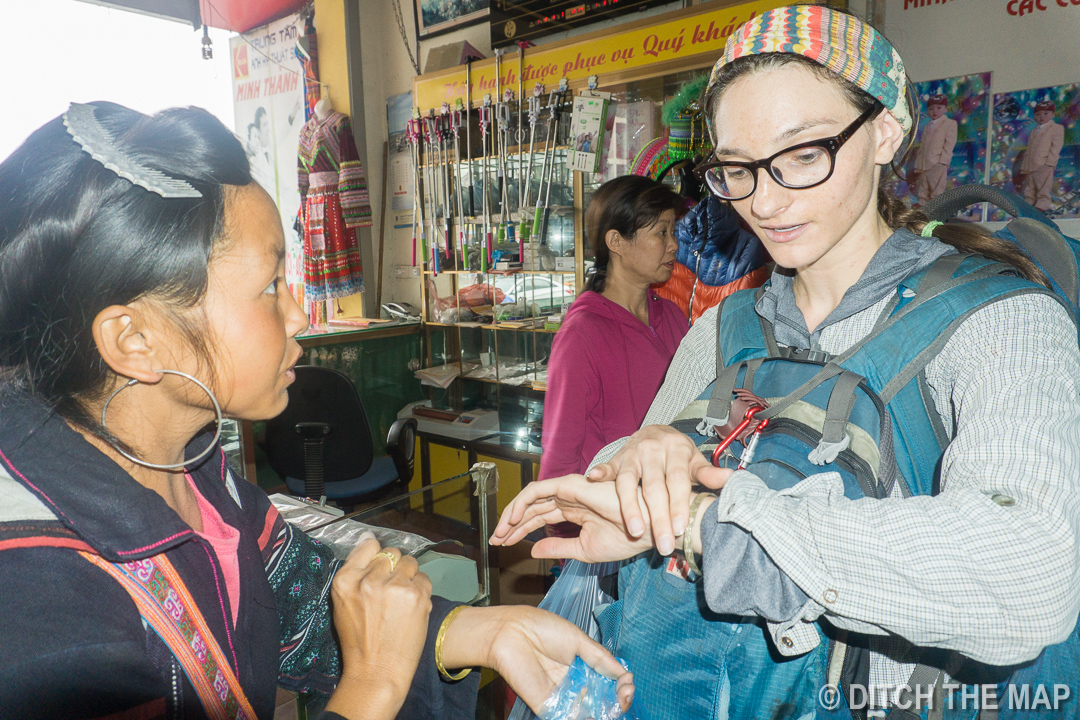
[490, 474, 654, 563]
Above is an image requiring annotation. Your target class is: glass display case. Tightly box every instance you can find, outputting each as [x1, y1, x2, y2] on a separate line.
[413, 63, 716, 456]
[413, 102, 576, 452]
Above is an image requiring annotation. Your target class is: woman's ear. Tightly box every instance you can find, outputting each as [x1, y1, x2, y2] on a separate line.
[873, 110, 907, 167]
[92, 304, 165, 383]
[605, 228, 625, 258]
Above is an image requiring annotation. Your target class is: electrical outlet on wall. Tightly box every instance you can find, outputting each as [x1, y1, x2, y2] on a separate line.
[394, 265, 421, 278]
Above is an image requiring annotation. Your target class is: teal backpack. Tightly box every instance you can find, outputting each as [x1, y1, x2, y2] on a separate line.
[597, 185, 1080, 720]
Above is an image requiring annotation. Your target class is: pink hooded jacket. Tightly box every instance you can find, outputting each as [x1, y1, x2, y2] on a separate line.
[539, 289, 688, 482]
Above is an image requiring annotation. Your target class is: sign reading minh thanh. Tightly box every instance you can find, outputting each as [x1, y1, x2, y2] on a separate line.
[413, 0, 786, 112]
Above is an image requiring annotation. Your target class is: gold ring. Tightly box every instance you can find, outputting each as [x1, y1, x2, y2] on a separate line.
[374, 550, 398, 572]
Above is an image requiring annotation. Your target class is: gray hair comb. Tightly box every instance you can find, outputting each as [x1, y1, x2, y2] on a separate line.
[63, 103, 203, 199]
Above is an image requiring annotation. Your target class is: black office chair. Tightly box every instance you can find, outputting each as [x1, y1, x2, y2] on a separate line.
[261, 365, 417, 507]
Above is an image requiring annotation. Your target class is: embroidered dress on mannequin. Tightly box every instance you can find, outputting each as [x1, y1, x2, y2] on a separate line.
[297, 109, 372, 303]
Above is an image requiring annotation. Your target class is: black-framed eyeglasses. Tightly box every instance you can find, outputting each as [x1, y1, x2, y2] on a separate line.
[694, 106, 880, 201]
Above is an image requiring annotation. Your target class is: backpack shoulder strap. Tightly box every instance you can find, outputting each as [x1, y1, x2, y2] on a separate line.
[717, 286, 771, 367]
[1000, 217, 1080, 309]
[847, 255, 1064, 403]
[926, 182, 1080, 315]
[698, 289, 772, 430]
[844, 255, 1064, 496]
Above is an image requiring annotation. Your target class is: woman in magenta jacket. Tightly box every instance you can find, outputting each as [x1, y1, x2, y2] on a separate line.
[539, 177, 688, 508]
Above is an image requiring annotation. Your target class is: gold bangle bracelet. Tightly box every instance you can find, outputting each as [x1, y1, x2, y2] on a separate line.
[435, 604, 473, 682]
[683, 493, 709, 578]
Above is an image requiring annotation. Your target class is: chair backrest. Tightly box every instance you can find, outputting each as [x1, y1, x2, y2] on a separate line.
[263, 366, 375, 483]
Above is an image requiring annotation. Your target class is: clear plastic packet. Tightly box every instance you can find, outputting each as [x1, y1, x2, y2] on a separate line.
[537, 656, 648, 720]
[268, 493, 434, 560]
[508, 560, 625, 720]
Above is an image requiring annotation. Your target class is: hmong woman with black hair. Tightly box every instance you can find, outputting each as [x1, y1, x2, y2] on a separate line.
[493, 6, 1080, 718]
[0, 103, 633, 719]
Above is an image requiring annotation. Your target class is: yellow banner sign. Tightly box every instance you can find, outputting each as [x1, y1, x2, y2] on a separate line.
[413, 0, 786, 112]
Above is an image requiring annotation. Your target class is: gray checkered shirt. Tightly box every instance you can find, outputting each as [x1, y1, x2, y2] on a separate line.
[591, 291, 1080, 692]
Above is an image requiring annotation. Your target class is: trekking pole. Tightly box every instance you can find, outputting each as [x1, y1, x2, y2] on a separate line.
[519, 82, 542, 246]
[493, 50, 508, 250]
[439, 103, 453, 264]
[498, 91, 516, 256]
[488, 90, 499, 267]
[407, 112, 422, 267]
[531, 86, 555, 243]
[517, 42, 526, 217]
[479, 93, 493, 273]
[464, 60, 476, 219]
[423, 111, 440, 276]
[534, 79, 567, 247]
[452, 101, 467, 271]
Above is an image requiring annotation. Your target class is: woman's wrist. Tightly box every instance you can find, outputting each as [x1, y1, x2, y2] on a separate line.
[437, 605, 496, 671]
[325, 668, 408, 720]
[690, 492, 718, 557]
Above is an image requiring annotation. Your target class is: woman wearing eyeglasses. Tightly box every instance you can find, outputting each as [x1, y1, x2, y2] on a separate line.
[492, 6, 1080, 719]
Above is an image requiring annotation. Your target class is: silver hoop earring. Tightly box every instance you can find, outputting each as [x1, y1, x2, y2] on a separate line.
[100, 369, 223, 470]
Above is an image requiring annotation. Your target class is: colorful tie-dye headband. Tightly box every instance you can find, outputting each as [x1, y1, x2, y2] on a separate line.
[706, 6, 912, 134]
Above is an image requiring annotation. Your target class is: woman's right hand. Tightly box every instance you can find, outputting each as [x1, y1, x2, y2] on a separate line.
[324, 533, 433, 720]
[439, 605, 635, 714]
[586, 425, 731, 556]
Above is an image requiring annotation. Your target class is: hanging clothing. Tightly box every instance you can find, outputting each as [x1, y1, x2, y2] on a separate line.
[298, 111, 372, 303]
[654, 195, 769, 325]
[297, 18, 321, 122]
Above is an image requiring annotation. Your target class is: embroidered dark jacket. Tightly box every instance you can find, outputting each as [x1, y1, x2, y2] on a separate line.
[0, 391, 479, 719]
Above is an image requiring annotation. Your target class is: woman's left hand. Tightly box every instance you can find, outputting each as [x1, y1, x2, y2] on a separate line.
[489, 473, 654, 563]
[440, 605, 635, 713]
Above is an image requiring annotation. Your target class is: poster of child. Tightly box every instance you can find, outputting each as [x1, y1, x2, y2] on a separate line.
[989, 83, 1080, 220]
[891, 73, 991, 221]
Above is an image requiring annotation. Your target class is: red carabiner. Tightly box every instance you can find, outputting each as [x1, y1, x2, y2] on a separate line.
[711, 405, 767, 467]
[736, 416, 770, 469]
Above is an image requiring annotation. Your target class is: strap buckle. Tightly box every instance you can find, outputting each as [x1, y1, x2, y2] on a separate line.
[696, 415, 727, 437]
[808, 435, 851, 466]
[777, 346, 834, 363]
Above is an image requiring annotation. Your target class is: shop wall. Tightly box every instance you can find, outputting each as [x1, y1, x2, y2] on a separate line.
[349, 0, 1080, 307]
[878, 0, 1080, 233]
[878, 0, 1080, 95]
[355, 0, 432, 312]
[313, 0, 350, 126]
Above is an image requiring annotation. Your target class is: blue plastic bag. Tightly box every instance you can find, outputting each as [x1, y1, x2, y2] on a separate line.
[537, 657, 649, 720]
[534, 560, 621, 640]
